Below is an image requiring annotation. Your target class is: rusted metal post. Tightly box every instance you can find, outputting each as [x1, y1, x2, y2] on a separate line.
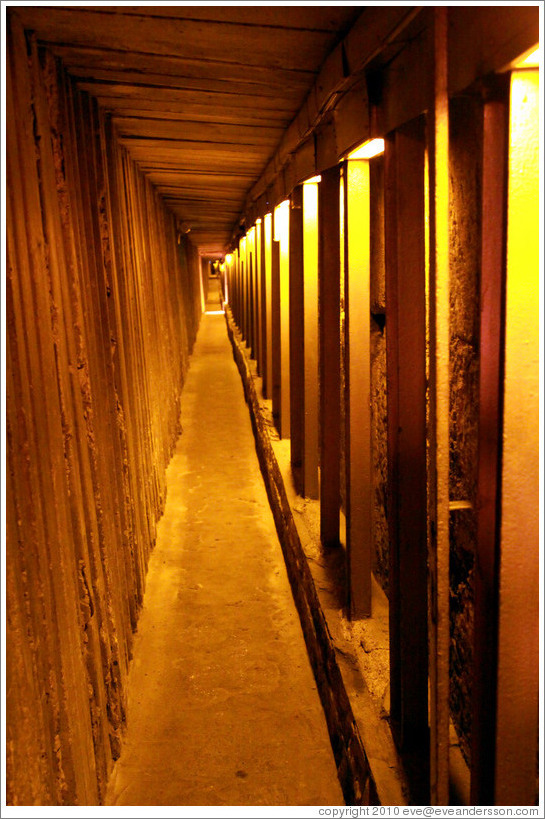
[277, 201, 291, 439]
[289, 186, 305, 493]
[494, 64, 539, 808]
[318, 165, 341, 549]
[427, 8, 450, 805]
[255, 219, 263, 376]
[271, 236, 281, 433]
[344, 159, 372, 618]
[263, 212, 273, 400]
[385, 119, 429, 802]
[470, 76, 509, 807]
[302, 180, 320, 499]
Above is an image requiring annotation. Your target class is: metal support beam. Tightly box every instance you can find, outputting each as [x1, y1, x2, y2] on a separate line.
[344, 159, 372, 618]
[427, 8, 450, 806]
[470, 75, 509, 807]
[263, 212, 273, 400]
[302, 181, 320, 499]
[494, 65, 539, 808]
[271, 236, 281, 432]
[289, 186, 305, 492]
[318, 165, 341, 549]
[385, 117, 429, 802]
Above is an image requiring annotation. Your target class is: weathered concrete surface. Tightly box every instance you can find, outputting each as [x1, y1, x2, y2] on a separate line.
[105, 284, 343, 807]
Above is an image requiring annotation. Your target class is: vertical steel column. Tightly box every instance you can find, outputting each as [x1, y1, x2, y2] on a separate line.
[255, 219, 263, 376]
[302, 181, 320, 500]
[318, 165, 341, 549]
[385, 119, 429, 801]
[253, 226, 259, 361]
[232, 249, 238, 323]
[236, 248, 241, 327]
[344, 159, 372, 618]
[289, 186, 305, 493]
[248, 226, 256, 358]
[470, 76, 509, 807]
[242, 237, 249, 345]
[263, 213, 273, 400]
[278, 202, 291, 439]
[494, 65, 539, 807]
[248, 248, 255, 356]
[271, 233, 281, 432]
[427, 8, 450, 806]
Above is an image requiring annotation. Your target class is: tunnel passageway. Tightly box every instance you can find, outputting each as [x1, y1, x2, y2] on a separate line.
[105, 280, 343, 807]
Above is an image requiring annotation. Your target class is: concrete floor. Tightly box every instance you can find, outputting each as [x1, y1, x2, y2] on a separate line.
[105, 280, 344, 807]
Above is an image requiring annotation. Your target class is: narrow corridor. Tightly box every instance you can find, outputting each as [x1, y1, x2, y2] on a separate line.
[105, 281, 343, 807]
[5, 7, 540, 809]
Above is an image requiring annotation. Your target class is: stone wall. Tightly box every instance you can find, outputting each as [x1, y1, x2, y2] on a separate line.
[6, 19, 202, 806]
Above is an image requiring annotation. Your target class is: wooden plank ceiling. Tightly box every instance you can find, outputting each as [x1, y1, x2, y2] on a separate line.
[14, 5, 362, 257]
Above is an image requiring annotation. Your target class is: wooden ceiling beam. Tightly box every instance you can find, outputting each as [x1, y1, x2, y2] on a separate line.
[112, 117, 283, 146]
[83, 6, 361, 31]
[82, 82, 297, 112]
[67, 67, 310, 101]
[51, 45, 317, 89]
[14, 7, 341, 70]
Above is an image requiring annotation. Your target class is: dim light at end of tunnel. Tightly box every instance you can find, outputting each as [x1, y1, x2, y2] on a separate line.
[346, 138, 385, 160]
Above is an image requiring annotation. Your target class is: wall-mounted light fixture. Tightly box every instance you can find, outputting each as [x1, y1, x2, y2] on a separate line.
[273, 199, 290, 242]
[303, 175, 322, 185]
[514, 44, 540, 67]
[346, 138, 385, 160]
[225, 253, 233, 265]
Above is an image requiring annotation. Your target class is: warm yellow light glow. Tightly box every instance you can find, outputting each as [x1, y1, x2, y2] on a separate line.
[303, 175, 322, 185]
[514, 44, 540, 68]
[205, 310, 225, 315]
[255, 218, 262, 225]
[273, 199, 290, 243]
[347, 138, 385, 160]
[225, 253, 233, 265]
[240, 235, 246, 253]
